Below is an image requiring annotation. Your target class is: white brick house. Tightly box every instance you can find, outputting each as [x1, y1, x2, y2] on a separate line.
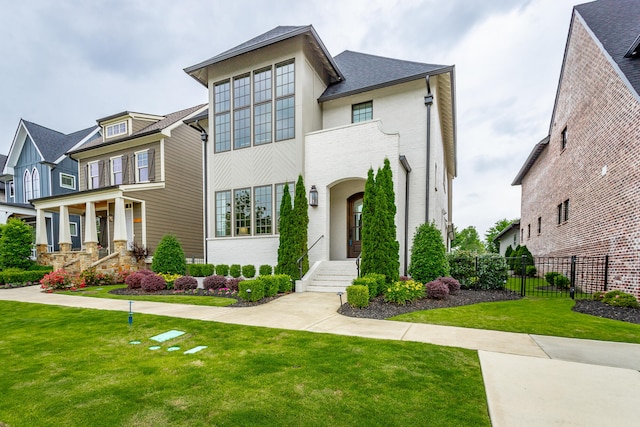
[185, 26, 456, 283]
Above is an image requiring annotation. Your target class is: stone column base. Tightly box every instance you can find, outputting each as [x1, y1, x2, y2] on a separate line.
[59, 243, 71, 252]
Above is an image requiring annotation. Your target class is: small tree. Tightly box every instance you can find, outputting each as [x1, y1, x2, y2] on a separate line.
[276, 183, 297, 277]
[151, 235, 186, 275]
[408, 221, 449, 284]
[360, 168, 377, 277]
[0, 218, 34, 269]
[292, 175, 309, 277]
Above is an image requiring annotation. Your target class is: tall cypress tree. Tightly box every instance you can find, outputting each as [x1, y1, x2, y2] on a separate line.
[292, 175, 309, 277]
[377, 158, 399, 282]
[276, 183, 295, 277]
[360, 168, 376, 277]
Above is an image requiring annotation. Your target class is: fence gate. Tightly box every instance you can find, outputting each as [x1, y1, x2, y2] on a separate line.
[505, 255, 608, 299]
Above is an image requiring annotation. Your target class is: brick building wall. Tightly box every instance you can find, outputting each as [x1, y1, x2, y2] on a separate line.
[519, 14, 640, 297]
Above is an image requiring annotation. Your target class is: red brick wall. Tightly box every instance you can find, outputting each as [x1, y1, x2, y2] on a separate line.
[519, 14, 640, 298]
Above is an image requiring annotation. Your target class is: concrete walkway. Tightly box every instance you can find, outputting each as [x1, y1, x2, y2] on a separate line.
[2, 286, 640, 426]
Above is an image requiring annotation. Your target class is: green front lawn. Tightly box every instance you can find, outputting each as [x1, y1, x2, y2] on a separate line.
[391, 297, 640, 344]
[0, 301, 490, 426]
[57, 285, 238, 307]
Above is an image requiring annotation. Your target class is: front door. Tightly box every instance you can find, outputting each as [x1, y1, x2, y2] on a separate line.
[347, 192, 364, 258]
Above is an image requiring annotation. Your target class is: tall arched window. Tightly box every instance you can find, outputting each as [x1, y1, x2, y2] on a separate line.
[23, 169, 32, 202]
[32, 168, 40, 199]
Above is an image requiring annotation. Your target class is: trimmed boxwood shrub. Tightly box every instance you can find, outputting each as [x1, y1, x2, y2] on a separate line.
[426, 279, 450, 300]
[174, 275, 198, 290]
[595, 290, 639, 308]
[1, 269, 49, 285]
[257, 276, 279, 297]
[346, 285, 369, 308]
[273, 274, 292, 293]
[141, 273, 166, 292]
[447, 250, 477, 288]
[229, 264, 242, 278]
[27, 264, 53, 272]
[125, 270, 155, 289]
[238, 279, 264, 301]
[364, 273, 385, 297]
[187, 264, 214, 277]
[215, 264, 229, 276]
[242, 265, 256, 278]
[203, 275, 228, 290]
[352, 277, 378, 300]
[437, 276, 461, 295]
[476, 254, 508, 290]
[554, 274, 570, 289]
[409, 221, 449, 284]
[545, 271, 561, 285]
[526, 265, 537, 277]
[259, 264, 273, 276]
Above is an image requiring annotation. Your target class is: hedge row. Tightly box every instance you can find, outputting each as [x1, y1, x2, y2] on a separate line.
[187, 263, 274, 278]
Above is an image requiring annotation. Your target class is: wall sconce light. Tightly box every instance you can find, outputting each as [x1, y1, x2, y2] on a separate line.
[108, 215, 114, 222]
[309, 185, 318, 207]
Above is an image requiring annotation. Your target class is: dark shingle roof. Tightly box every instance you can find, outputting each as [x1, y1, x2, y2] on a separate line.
[184, 25, 343, 86]
[70, 104, 206, 154]
[22, 121, 96, 163]
[318, 51, 450, 102]
[0, 154, 7, 173]
[512, 136, 549, 185]
[575, 0, 640, 96]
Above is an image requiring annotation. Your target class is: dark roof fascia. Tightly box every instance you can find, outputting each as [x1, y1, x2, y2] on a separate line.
[624, 33, 640, 58]
[184, 25, 344, 87]
[96, 111, 132, 123]
[512, 136, 550, 185]
[183, 109, 208, 125]
[0, 201, 34, 210]
[493, 220, 521, 242]
[68, 129, 161, 156]
[318, 65, 454, 103]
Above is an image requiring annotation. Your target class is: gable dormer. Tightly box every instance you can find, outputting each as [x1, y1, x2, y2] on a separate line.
[97, 111, 165, 142]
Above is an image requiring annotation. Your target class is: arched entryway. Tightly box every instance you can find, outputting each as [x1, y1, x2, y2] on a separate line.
[347, 192, 364, 258]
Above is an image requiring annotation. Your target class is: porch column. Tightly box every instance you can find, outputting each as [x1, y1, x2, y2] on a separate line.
[84, 201, 98, 258]
[35, 208, 49, 257]
[59, 205, 71, 252]
[113, 197, 128, 255]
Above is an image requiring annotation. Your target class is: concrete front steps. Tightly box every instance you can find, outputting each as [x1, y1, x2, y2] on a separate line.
[298, 260, 358, 293]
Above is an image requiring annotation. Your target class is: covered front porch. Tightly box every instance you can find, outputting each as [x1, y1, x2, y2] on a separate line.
[32, 188, 145, 274]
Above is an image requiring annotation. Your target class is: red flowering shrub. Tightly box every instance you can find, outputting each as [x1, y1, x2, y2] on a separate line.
[203, 275, 228, 290]
[174, 275, 198, 290]
[426, 279, 450, 300]
[437, 277, 461, 295]
[115, 270, 133, 284]
[125, 269, 155, 289]
[141, 273, 166, 292]
[40, 269, 72, 290]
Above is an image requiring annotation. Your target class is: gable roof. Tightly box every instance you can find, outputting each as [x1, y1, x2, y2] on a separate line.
[184, 25, 343, 87]
[70, 104, 207, 154]
[493, 219, 521, 242]
[318, 50, 451, 102]
[575, 0, 640, 98]
[512, 136, 550, 185]
[21, 121, 97, 163]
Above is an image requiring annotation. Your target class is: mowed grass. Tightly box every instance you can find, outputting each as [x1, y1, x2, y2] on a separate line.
[57, 285, 237, 307]
[391, 297, 640, 344]
[0, 301, 490, 427]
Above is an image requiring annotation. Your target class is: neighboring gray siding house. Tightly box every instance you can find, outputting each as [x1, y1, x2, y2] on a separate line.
[493, 220, 520, 256]
[32, 104, 207, 272]
[0, 120, 100, 250]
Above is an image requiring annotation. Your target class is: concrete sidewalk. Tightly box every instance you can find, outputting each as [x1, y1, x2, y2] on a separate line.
[2, 285, 640, 426]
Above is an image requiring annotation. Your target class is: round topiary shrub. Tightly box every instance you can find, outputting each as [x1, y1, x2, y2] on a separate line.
[229, 264, 242, 278]
[151, 234, 187, 275]
[554, 274, 570, 289]
[408, 221, 449, 284]
[125, 269, 155, 289]
[242, 265, 256, 278]
[215, 264, 229, 276]
[437, 277, 461, 295]
[174, 275, 198, 290]
[545, 271, 561, 285]
[346, 285, 369, 308]
[426, 279, 450, 300]
[141, 273, 166, 292]
[203, 275, 228, 290]
[259, 264, 273, 276]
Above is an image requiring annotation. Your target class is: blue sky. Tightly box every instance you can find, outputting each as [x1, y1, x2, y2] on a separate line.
[0, 0, 578, 237]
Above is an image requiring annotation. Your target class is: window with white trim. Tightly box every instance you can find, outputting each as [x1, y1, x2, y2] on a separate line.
[234, 188, 251, 236]
[8, 180, 14, 198]
[23, 169, 32, 201]
[60, 173, 76, 190]
[215, 191, 232, 237]
[233, 74, 251, 149]
[69, 222, 78, 237]
[254, 67, 272, 145]
[88, 161, 100, 189]
[135, 151, 149, 182]
[275, 61, 295, 141]
[31, 168, 40, 199]
[106, 121, 127, 138]
[352, 101, 373, 123]
[254, 185, 272, 234]
[214, 81, 231, 152]
[111, 156, 123, 185]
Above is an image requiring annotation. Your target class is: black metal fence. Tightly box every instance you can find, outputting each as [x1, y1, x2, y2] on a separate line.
[505, 255, 608, 299]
